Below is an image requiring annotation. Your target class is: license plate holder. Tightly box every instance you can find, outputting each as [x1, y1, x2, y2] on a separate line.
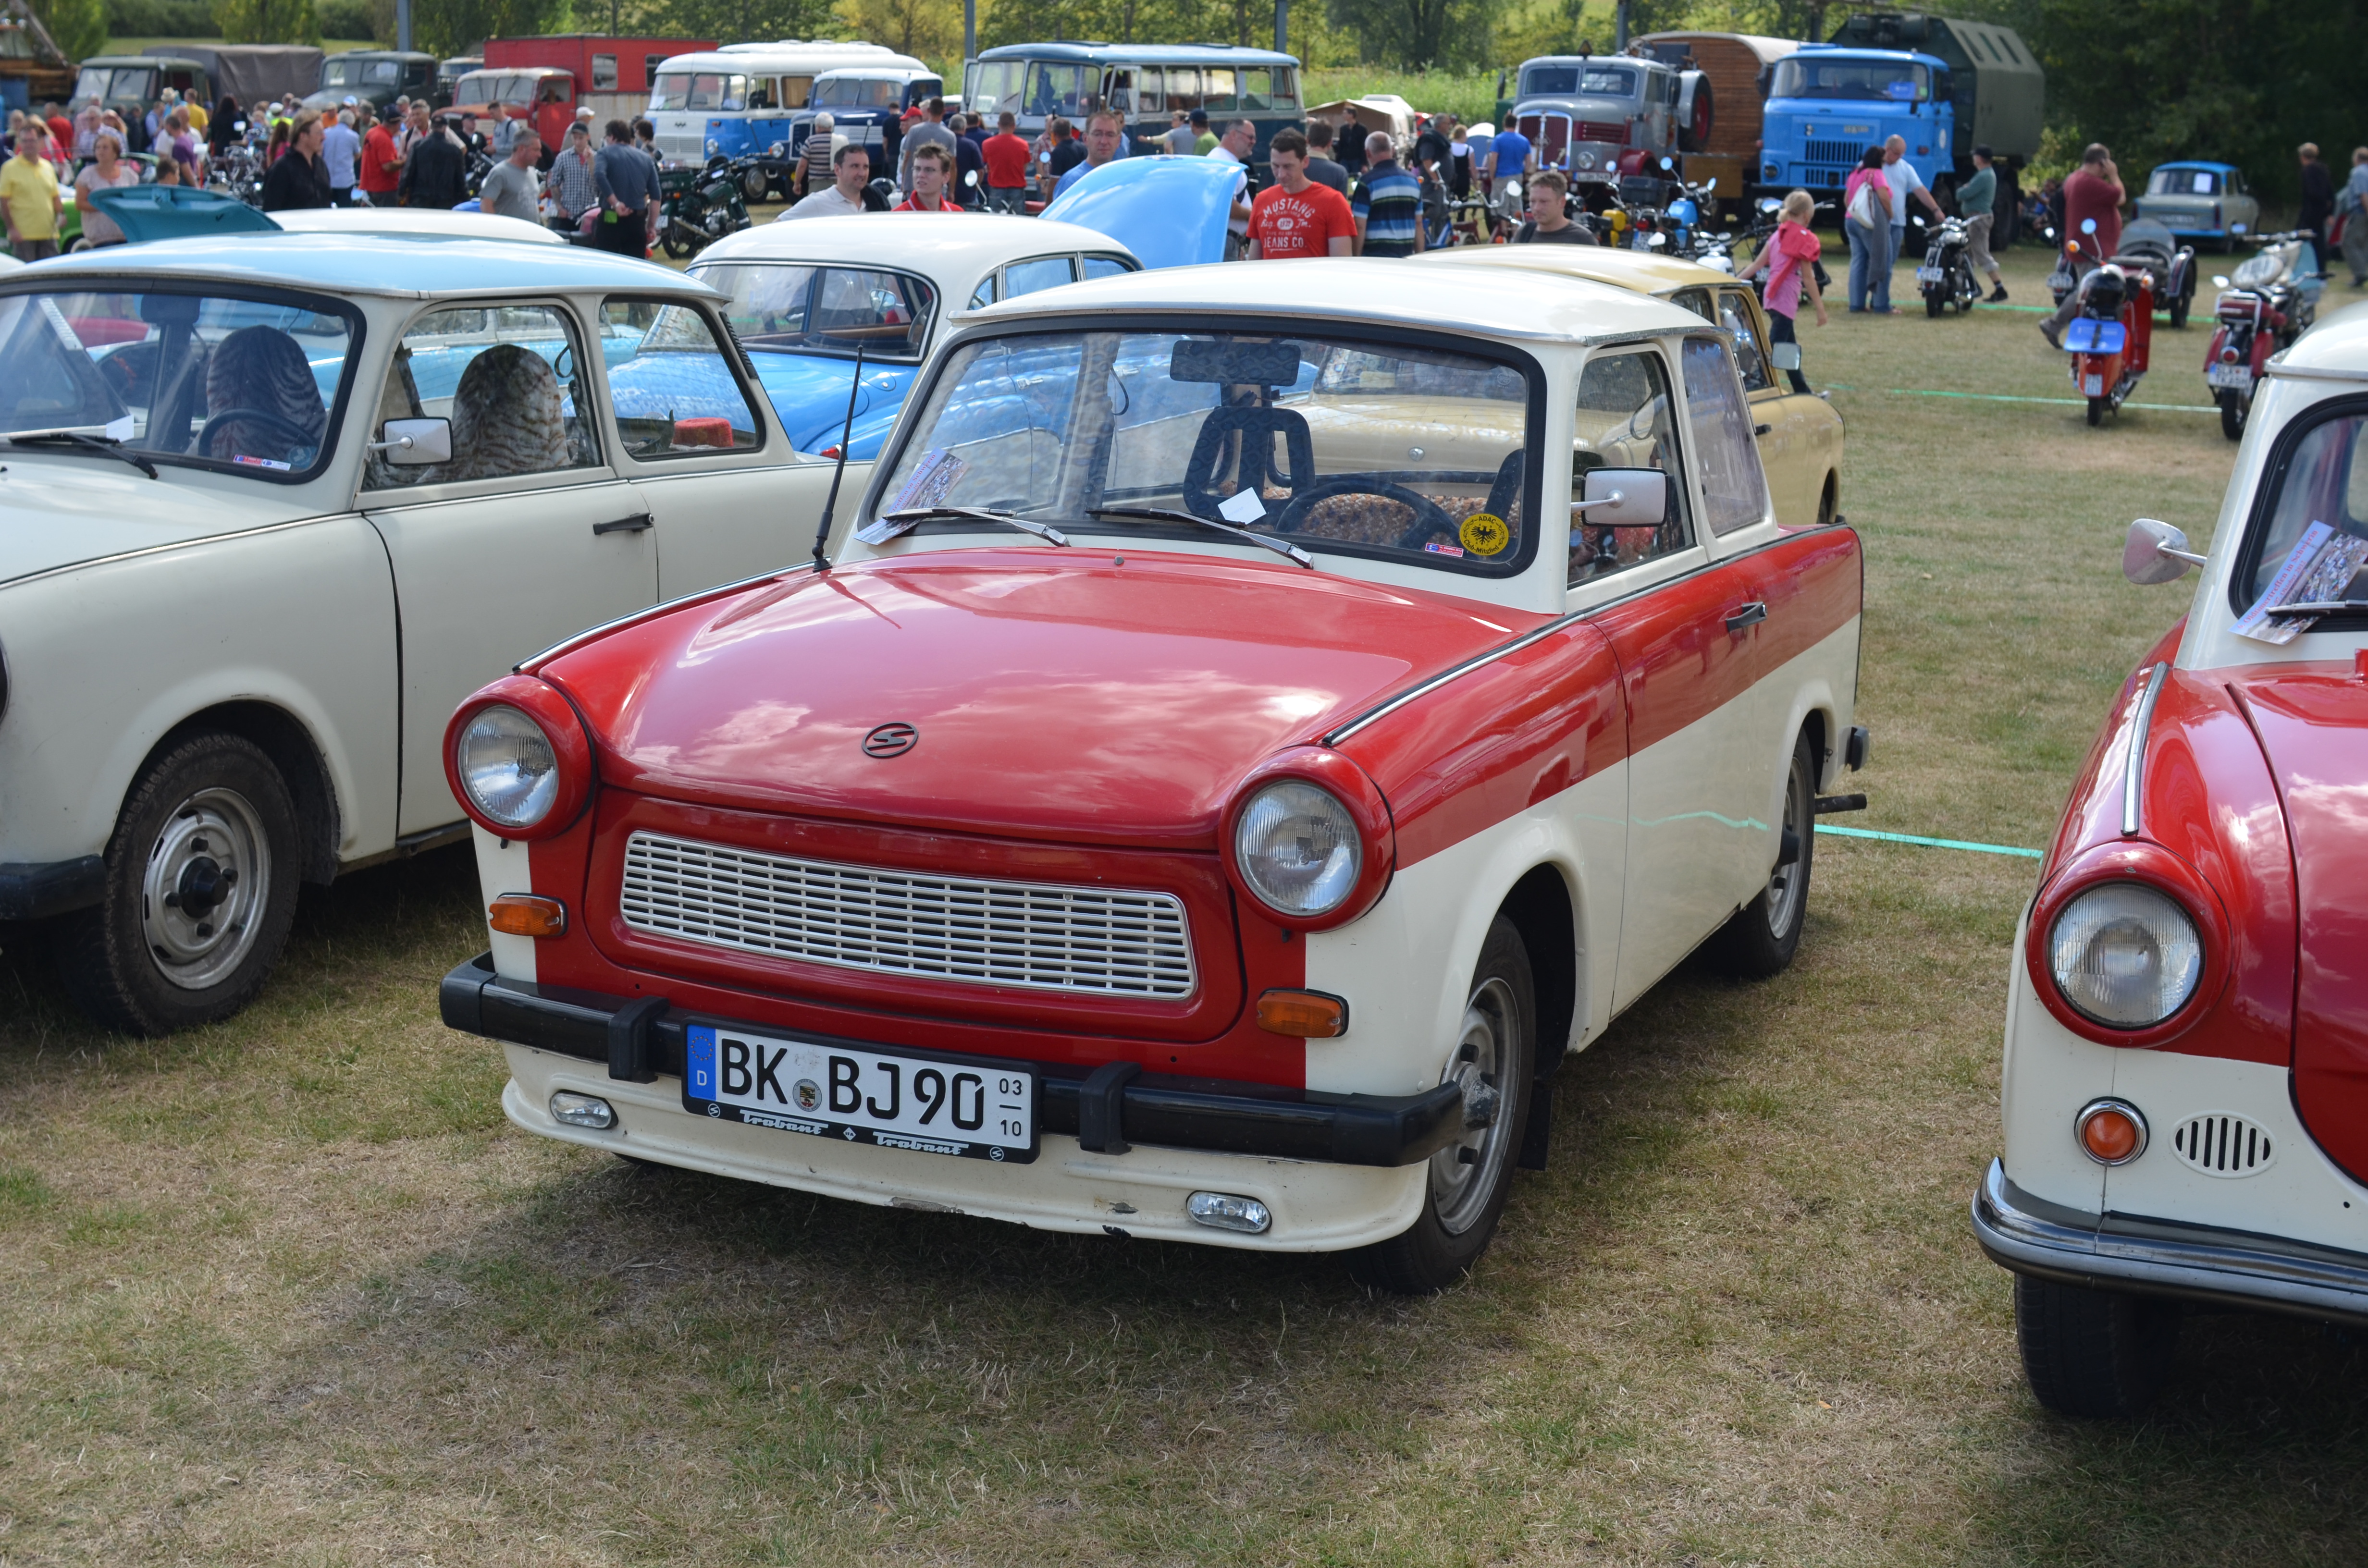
[683, 1023, 1037, 1163]
[1915, 266, 1944, 283]
[2207, 363, 2254, 390]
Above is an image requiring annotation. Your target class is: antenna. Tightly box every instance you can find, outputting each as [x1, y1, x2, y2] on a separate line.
[811, 341, 866, 572]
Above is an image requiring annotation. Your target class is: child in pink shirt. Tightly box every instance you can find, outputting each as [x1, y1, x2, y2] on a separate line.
[1747, 190, 1828, 393]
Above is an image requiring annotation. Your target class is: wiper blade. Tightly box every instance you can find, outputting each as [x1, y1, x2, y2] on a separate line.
[2263, 599, 2368, 616]
[878, 505, 1070, 546]
[3, 429, 158, 478]
[1088, 505, 1315, 568]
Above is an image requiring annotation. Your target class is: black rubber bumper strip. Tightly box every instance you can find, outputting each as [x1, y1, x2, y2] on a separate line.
[441, 953, 1466, 1168]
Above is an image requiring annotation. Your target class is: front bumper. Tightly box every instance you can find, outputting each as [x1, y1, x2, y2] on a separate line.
[440, 953, 1467, 1168]
[1972, 1159, 2368, 1328]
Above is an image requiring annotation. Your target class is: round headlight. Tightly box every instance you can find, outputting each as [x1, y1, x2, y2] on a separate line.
[2047, 883, 2203, 1028]
[455, 704, 560, 830]
[1233, 780, 1361, 919]
[1574, 150, 1597, 171]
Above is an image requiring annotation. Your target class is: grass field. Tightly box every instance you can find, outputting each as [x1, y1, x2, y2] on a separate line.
[5, 242, 2368, 1565]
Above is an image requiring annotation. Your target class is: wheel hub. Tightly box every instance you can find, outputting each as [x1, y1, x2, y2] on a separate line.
[1762, 760, 1810, 941]
[141, 786, 271, 991]
[1430, 975, 1521, 1237]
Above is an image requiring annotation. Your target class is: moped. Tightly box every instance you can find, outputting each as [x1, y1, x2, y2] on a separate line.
[2204, 229, 2324, 440]
[2058, 216, 2155, 426]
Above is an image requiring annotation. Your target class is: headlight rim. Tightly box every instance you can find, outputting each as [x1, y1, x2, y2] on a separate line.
[2046, 881, 2203, 1029]
[1220, 748, 1394, 933]
[2024, 845, 2230, 1048]
[443, 675, 595, 843]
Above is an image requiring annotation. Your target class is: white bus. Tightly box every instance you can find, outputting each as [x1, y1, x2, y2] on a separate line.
[647, 41, 928, 165]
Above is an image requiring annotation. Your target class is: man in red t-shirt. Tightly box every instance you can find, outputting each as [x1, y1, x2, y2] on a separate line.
[895, 142, 964, 211]
[359, 115, 403, 206]
[982, 110, 1031, 214]
[1247, 129, 1355, 260]
[2045, 142, 2126, 345]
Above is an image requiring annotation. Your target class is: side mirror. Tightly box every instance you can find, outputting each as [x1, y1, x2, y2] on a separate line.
[1770, 342, 1803, 371]
[2231, 221, 2247, 235]
[1659, 155, 1673, 170]
[2123, 516, 2205, 584]
[1647, 230, 1666, 246]
[1572, 466, 1668, 530]
[370, 417, 451, 465]
[2213, 274, 2230, 288]
[2080, 217, 2097, 234]
[1758, 196, 1780, 214]
[1503, 179, 1521, 203]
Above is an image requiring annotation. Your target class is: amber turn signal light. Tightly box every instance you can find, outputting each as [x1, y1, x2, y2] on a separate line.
[2076, 1098, 2148, 1165]
[487, 893, 567, 939]
[1255, 988, 1349, 1039]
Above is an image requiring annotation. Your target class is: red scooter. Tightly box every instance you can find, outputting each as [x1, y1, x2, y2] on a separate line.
[2057, 217, 2155, 426]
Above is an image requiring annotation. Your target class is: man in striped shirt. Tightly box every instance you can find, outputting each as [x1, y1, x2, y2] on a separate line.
[1350, 132, 1424, 257]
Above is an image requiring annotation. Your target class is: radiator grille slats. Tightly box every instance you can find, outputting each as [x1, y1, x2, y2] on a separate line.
[1804, 135, 1866, 167]
[2170, 1112, 2275, 1177]
[619, 832, 1196, 999]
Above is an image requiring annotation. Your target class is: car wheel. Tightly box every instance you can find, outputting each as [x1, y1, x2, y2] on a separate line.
[2219, 388, 2246, 441]
[2014, 1274, 2179, 1418]
[1350, 916, 1536, 1296]
[1705, 728, 1815, 979]
[52, 733, 302, 1036]
[742, 166, 768, 205]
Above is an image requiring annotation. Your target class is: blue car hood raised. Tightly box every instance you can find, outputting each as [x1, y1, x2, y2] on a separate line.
[88, 186, 282, 244]
[746, 353, 917, 455]
[1042, 158, 1235, 270]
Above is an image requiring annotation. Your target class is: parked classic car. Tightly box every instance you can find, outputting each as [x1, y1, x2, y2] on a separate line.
[2133, 161, 2261, 252]
[1416, 244, 1844, 531]
[0, 235, 857, 1035]
[438, 259, 1869, 1292]
[1973, 308, 2368, 1414]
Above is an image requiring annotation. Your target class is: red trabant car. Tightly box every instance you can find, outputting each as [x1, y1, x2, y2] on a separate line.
[438, 261, 1866, 1292]
[1975, 311, 2368, 1410]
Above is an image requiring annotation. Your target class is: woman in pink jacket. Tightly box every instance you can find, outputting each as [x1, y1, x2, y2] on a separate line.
[1842, 146, 1891, 313]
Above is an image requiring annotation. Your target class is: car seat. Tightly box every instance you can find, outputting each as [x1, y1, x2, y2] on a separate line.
[435, 343, 573, 482]
[200, 326, 326, 467]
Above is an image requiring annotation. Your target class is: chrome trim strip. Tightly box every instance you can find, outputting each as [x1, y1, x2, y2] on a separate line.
[1324, 610, 1588, 745]
[2121, 662, 2170, 837]
[2260, 362, 2368, 384]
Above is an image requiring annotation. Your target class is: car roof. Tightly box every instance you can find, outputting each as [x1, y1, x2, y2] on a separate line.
[2154, 160, 2239, 172]
[268, 209, 570, 245]
[695, 214, 1137, 284]
[974, 42, 1298, 65]
[971, 256, 1702, 343]
[660, 47, 925, 73]
[2276, 304, 2368, 375]
[1416, 245, 1732, 296]
[15, 233, 724, 301]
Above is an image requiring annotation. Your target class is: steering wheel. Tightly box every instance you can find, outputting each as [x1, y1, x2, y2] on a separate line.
[1272, 476, 1456, 548]
[198, 407, 321, 462]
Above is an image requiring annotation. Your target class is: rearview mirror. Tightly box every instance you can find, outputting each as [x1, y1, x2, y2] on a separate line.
[1702, 177, 1716, 193]
[2123, 516, 2204, 584]
[1758, 196, 1780, 214]
[370, 417, 451, 465]
[1572, 467, 1668, 530]
[2081, 217, 2097, 234]
[1770, 342, 1802, 371]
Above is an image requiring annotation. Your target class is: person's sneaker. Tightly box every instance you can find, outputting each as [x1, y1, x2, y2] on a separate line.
[2039, 319, 2061, 349]
[1990, 284, 2010, 302]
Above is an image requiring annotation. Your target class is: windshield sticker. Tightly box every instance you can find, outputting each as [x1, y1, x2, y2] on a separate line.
[232, 454, 292, 471]
[2233, 520, 2368, 643]
[1886, 80, 1919, 99]
[1424, 541, 1466, 557]
[1458, 513, 1510, 556]
[1218, 488, 1268, 525]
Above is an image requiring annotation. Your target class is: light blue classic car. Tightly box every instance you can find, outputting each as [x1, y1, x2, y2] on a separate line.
[2134, 161, 2261, 251]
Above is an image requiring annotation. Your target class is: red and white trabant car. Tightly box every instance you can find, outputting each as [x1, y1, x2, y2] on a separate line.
[438, 260, 1866, 1292]
[1975, 311, 2368, 1411]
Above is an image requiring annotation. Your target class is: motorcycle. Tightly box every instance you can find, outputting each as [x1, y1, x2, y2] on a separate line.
[658, 154, 752, 258]
[2019, 190, 2059, 248]
[1915, 214, 1983, 316]
[2057, 216, 2156, 426]
[205, 121, 267, 208]
[2049, 216, 2196, 330]
[2203, 230, 2325, 441]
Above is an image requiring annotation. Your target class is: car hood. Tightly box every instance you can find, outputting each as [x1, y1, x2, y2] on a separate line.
[0, 461, 308, 586]
[740, 353, 916, 451]
[1041, 159, 1237, 270]
[541, 548, 1543, 849]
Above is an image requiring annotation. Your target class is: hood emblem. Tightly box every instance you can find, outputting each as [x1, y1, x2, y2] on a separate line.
[862, 722, 918, 759]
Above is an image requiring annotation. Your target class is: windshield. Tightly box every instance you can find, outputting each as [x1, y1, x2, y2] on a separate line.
[2149, 167, 2221, 196]
[0, 287, 357, 479]
[813, 75, 901, 108]
[1771, 57, 1929, 101]
[967, 60, 1023, 117]
[1520, 63, 1638, 98]
[693, 263, 936, 360]
[2234, 405, 2368, 626]
[649, 72, 747, 111]
[869, 329, 1538, 574]
[1024, 61, 1093, 119]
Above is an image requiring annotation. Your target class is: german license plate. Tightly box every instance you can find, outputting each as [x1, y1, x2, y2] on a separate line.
[683, 1024, 1036, 1163]
[1915, 266, 1944, 283]
[2207, 363, 2253, 390]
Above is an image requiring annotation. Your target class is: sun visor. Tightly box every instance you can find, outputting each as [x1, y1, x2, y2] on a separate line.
[1040, 157, 1236, 270]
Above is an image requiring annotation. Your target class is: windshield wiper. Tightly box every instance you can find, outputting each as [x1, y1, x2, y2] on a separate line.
[2263, 599, 2368, 616]
[3, 430, 158, 478]
[1088, 506, 1315, 568]
[878, 505, 1070, 546]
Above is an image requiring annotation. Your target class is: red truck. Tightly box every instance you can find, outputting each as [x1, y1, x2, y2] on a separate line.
[455, 34, 712, 161]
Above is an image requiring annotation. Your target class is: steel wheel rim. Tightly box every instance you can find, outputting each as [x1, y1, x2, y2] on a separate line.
[140, 785, 271, 991]
[1763, 759, 1810, 941]
[1429, 974, 1520, 1236]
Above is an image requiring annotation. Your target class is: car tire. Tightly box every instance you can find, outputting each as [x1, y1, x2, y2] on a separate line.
[1704, 728, 1815, 979]
[741, 166, 768, 205]
[2014, 1273, 2179, 1418]
[2219, 388, 2245, 441]
[1350, 916, 1536, 1296]
[52, 733, 302, 1037]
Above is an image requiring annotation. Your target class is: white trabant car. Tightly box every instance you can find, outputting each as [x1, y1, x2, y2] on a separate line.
[440, 260, 1868, 1292]
[0, 235, 857, 1035]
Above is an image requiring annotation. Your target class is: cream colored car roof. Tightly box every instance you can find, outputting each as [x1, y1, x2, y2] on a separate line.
[1414, 243, 1744, 299]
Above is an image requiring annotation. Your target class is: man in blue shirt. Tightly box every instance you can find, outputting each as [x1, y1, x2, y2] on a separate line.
[1052, 110, 1128, 198]
[1351, 132, 1425, 257]
[1482, 123, 1533, 191]
[320, 108, 361, 204]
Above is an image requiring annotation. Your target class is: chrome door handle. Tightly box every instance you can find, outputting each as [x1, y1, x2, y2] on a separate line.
[1724, 601, 1767, 633]
[593, 514, 654, 535]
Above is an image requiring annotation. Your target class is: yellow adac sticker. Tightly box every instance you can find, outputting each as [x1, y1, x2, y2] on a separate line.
[1458, 512, 1510, 556]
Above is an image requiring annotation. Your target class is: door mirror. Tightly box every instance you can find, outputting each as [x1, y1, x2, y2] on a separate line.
[2213, 274, 2230, 288]
[1659, 156, 1673, 171]
[1702, 176, 1716, 193]
[371, 417, 451, 465]
[1572, 467, 1668, 530]
[2123, 516, 2204, 584]
[1770, 342, 1802, 371]
[2080, 217, 2097, 234]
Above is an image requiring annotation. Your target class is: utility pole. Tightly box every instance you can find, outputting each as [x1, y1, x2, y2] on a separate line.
[395, 0, 411, 52]
[964, 0, 976, 66]
[1275, 0, 1288, 55]
[1614, 0, 1628, 49]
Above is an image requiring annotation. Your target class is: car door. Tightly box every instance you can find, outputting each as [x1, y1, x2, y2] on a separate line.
[1566, 340, 1772, 1011]
[597, 294, 846, 596]
[361, 298, 656, 834]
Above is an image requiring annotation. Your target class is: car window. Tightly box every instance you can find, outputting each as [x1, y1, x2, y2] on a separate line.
[1669, 288, 1715, 326]
[2233, 405, 2368, 612]
[1083, 254, 1132, 281]
[600, 300, 766, 460]
[1716, 290, 1771, 393]
[1002, 256, 1077, 300]
[1679, 336, 1771, 537]
[365, 302, 598, 490]
[1570, 346, 1691, 584]
[694, 264, 935, 360]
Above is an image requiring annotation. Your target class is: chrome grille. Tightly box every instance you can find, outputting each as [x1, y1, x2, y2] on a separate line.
[619, 831, 1197, 998]
[2170, 1112, 2275, 1177]
[1804, 135, 1865, 167]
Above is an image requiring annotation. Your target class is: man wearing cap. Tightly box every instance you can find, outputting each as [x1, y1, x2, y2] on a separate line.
[547, 119, 599, 233]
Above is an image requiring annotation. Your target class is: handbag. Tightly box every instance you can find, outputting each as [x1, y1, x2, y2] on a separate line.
[1846, 176, 1883, 230]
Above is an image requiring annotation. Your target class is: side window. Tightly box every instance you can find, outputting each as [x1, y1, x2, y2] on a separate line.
[1669, 287, 1716, 325]
[1082, 254, 1133, 281]
[1570, 347, 1691, 584]
[813, 267, 934, 356]
[1716, 289, 1771, 392]
[600, 299, 767, 460]
[1002, 255, 1078, 300]
[366, 302, 598, 490]
[592, 53, 618, 90]
[968, 277, 997, 309]
[1679, 336, 1771, 536]
[1165, 68, 1202, 112]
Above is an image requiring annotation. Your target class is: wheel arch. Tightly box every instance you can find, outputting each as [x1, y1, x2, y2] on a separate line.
[1498, 863, 1577, 1078]
[150, 701, 341, 886]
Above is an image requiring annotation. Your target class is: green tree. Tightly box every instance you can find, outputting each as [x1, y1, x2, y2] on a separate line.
[834, 0, 958, 59]
[27, 0, 107, 61]
[623, 0, 834, 47]
[214, 0, 321, 43]
[1323, 0, 1496, 70]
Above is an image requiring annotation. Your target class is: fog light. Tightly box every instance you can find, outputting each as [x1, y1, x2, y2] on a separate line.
[1186, 1191, 1271, 1234]
[2076, 1098, 2147, 1165]
[551, 1090, 615, 1129]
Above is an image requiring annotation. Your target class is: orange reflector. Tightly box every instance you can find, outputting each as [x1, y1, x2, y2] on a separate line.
[488, 893, 567, 938]
[2080, 1105, 2141, 1163]
[1255, 988, 1349, 1038]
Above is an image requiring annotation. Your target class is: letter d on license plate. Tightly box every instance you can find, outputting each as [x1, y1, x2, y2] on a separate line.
[683, 1024, 1036, 1162]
